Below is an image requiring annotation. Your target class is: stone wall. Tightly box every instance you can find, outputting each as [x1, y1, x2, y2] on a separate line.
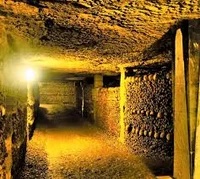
[0, 73, 27, 179]
[0, 26, 34, 178]
[27, 82, 39, 139]
[96, 87, 120, 137]
[39, 82, 76, 108]
[124, 67, 173, 161]
[83, 82, 120, 136]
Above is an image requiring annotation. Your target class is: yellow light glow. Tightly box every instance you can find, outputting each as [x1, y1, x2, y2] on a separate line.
[25, 68, 35, 81]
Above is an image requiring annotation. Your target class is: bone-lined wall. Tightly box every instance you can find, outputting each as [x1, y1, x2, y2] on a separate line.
[124, 67, 173, 158]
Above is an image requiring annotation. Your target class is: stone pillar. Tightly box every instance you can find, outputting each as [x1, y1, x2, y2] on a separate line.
[173, 28, 190, 179]
[80, 82, 84, 117]
[94, 75, 103, 88]
[27, 82, 35, 140]
[92, 74, 103, 122]
[119, 67, 126, 143]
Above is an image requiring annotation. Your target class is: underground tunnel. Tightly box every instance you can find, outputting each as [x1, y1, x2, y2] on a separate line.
[0, 1, 200, 179]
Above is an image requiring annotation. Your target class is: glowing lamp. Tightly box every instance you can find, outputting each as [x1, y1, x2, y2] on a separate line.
[25, 68, 35, 81]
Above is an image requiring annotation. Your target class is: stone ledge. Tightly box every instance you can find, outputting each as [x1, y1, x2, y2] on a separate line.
[156, 176, 173, 179]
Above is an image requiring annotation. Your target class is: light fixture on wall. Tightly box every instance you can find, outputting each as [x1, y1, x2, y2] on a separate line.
[25, 68, 35, 81]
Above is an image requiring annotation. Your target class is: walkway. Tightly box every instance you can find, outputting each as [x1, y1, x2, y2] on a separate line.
[18, 104, 155, 179]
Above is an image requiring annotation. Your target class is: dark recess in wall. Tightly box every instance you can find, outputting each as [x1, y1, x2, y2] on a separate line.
[85, 77, 94, 85]
[126, 63, 171, 77]
[103, 75, 120, 87]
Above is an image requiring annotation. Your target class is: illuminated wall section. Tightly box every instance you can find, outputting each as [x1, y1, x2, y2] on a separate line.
[0, 68, 27, 178]
[39, 82, 76, 108]
[83, 80, 120, 136]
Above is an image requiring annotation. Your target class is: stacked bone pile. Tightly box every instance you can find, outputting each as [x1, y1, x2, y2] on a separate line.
[125, 68, 173, 157]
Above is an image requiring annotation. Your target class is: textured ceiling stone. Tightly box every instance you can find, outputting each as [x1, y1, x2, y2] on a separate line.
[0, 0, 200, 73]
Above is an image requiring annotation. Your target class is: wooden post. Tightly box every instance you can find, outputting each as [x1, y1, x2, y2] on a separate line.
[174, 29, 190, 179]
[194, 70, 200, 179]
[192, 21, 200, 179]
[119, 67, 126, 143]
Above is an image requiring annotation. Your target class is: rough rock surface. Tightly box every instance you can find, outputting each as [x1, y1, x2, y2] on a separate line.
[0, 0, 200, 73]
[0, 72, 27, 178]
[96, 87, 120, 137]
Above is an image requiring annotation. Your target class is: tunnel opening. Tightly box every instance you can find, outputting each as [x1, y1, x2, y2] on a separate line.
[36, 73, 121, 127]
[0, 1, 199, 176]
[103, 75, 120, 88]
[26, 67, 174, 177]
[37, 79, 85, 127]
[13, 21, 195, 178]
[19, 73, 160, 179]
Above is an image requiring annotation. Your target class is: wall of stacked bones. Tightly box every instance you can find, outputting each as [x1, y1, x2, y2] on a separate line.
[124, 68, 173, 158]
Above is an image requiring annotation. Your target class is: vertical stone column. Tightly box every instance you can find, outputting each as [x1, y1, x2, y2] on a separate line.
[173, 29, 190, 179]
[92, 74, 103, 122]
[119, 68, 126, 143]
[94, 74, 103, 88]
[80, 82, 84, 117]
[27, 82, 35, 140]
[0, 68, 12, 179]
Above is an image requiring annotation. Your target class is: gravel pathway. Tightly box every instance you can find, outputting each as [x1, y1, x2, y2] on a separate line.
[18, 106, 155, 179]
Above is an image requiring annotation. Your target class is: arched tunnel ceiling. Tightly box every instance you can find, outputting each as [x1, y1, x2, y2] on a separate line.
[0, 0, 200, 74]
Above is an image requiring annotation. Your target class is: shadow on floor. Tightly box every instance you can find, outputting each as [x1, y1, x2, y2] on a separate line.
[36, 104, 86, 128]
[143, 156, 173, 176]
[29, 104, 87, 140]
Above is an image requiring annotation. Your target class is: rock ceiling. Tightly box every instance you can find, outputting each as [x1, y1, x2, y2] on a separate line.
[0, 0, 200, 75]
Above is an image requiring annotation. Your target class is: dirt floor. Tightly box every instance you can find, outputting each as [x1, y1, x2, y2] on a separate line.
[18, 104, 156, 179]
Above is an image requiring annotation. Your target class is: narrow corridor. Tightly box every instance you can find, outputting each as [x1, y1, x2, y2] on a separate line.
[18, 105, 155, 179]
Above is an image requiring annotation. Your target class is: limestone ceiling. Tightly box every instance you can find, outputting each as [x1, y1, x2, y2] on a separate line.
[0, 0, 200, 74]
